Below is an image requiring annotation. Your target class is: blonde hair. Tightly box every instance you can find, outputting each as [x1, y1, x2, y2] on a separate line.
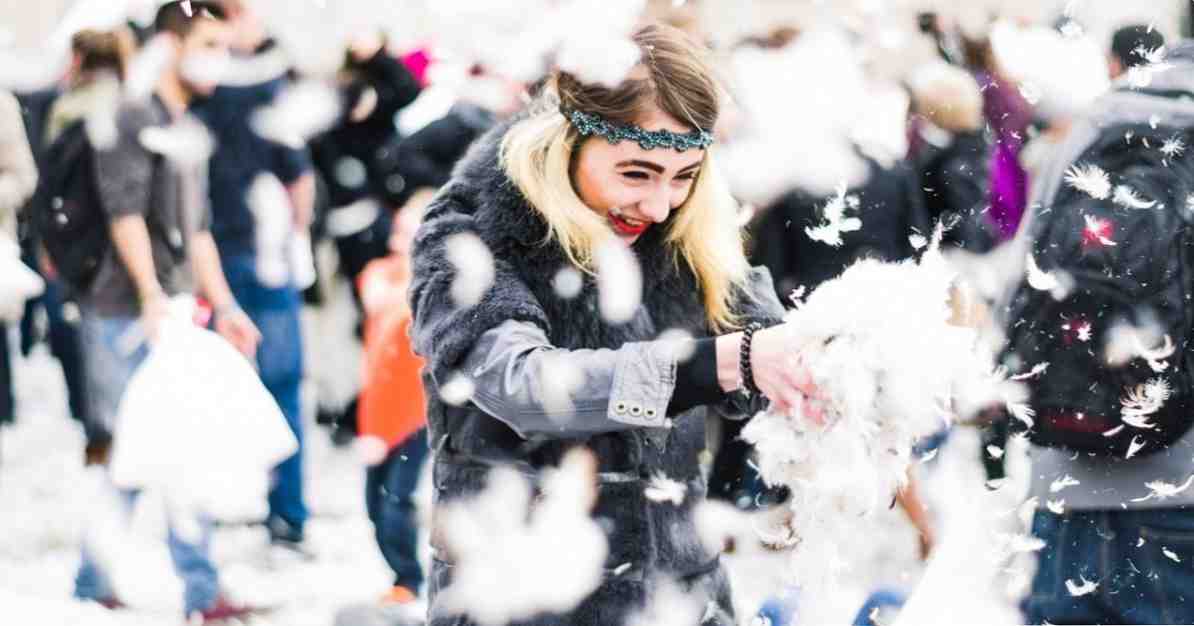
[500, 24, 749, 331]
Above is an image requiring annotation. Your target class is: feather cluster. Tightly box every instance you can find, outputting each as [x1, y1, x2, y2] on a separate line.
[740, 233, 1021, 590]
[433, 449, 608, 625]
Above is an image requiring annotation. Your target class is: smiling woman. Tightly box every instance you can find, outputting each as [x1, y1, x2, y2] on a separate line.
[411, 22, 825, 626]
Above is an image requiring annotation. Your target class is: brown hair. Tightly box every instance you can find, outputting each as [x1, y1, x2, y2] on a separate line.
[555, 23, 720, 136]
[501, 23, 749, 331]
[71, 29, 128, 81]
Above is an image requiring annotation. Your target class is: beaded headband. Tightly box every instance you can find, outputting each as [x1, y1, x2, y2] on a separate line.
[563, 108, 714, 152]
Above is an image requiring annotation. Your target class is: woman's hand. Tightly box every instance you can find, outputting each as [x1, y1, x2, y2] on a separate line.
[716, 325, 827, 423]
[751, 326, 827, 422]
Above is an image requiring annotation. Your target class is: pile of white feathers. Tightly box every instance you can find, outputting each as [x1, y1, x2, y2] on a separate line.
[740, 229, 1024, 591]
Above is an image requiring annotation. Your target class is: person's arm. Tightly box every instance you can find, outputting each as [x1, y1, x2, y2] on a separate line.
[0, 91, 38, 218]
[191, 230, 260, 357]
[285, 171, 315, 231]
[109, 215, 168, 335]
[896, 469, 935, 561]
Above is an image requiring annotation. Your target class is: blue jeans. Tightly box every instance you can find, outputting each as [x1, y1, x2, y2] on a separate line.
[221, 254, 308, 534]
[366, 428, 429, 591]
[1024, 508, 1194, 624]
[21, 276, 89, 429]
[852, 588, 906, 626]
[75, 313, 219, 614]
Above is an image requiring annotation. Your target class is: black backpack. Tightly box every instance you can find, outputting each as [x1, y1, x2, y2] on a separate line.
[1003, 119, 1194, 458]
[29, 121, 110, 293]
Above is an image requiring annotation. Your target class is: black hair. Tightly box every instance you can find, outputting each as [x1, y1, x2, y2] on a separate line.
[154, 1, 226, 39]
[1111, 24, 1166, 70]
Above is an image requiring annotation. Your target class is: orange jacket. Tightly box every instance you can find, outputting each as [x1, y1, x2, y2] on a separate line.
[357, 256, 427, 451]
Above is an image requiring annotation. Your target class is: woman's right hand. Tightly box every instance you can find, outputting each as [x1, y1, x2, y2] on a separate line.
[748, 325, 827, 423]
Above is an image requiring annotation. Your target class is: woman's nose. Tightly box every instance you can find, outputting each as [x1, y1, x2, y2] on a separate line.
[638, 185, 672, 223]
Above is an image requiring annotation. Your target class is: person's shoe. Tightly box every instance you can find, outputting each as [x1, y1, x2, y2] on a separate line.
[381, 585, 417, 605]
[267, 517, 317, 561]
[194, 595, 259, 623]
[95, 597, 126, 610]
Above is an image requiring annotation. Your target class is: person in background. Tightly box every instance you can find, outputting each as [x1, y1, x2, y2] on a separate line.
[356, 197, 431, 611]
[71, 3, 261, 620]
[310, 30, 423, 310]
[962, 30, 1034, 242]
[307, 31, 424, 441]
[34, 29, 132, 463]
[1108, 24, 1166, 81]
[192, 0, 316, 552]
[0, 88, 39, 427]
[908, 61, 995, 252]
[16, 29, 131, 447]
[1005, 40, 1194, 625]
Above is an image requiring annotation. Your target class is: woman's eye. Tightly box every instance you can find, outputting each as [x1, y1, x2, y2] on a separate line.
[621, 171, 650, 180]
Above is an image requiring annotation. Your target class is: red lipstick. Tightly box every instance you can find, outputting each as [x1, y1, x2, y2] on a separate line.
[608, 211, 649, 237]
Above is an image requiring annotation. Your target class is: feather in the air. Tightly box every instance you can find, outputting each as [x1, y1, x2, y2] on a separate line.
[1012, 362, 1050, 381]
[1082, 215, 1117, 247]
[1121, 378, 1172, 428]
[1065, 577, 1098, 597]
[1046, 499, 1066, 514]
[1064, 163, 1111, 200]
[1050, 474, 1080, 493]
[1113, 185, 1157, 209]
[644, 473, 687, 506]
[1130, 476, 1194, 503]
[1126, 436, 1148, 459]
[805, 183, 863, 247]
[1163, 547, 1182, 563]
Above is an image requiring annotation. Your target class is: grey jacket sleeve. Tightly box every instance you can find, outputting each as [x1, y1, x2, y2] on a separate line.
[462, 319, 683, 438]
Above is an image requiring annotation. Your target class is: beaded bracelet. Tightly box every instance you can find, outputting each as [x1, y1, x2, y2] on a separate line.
[740, 322, 763, 396]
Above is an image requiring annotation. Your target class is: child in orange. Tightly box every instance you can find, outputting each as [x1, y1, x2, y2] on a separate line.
[357, 201, 429, 605]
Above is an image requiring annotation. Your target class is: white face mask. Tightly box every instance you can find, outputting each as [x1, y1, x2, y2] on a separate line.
[179, 49, 232, 91]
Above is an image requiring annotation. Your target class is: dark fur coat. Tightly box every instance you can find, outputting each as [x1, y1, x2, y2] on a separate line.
[410, 119, 785, 626]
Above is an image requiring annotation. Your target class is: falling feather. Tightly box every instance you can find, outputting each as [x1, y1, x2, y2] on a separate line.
[1121, 378, 1172, 428]
[644, 473, 687, 506]
[1011, 362, 1050, 381]
[986, 445, 1005, 460]
[1126, 436, 1148, 459]
[595, 240, 642, 324]
[1163, 547, 1182, 563]
[434, 450, 608, 625]
[805, 183, 863, 247]
[1064, 163, 1111, 200]
[1161, 135, 1186, 158]
[1050, 474, 1080, 494]
[1065, 577, 1098, 597]
[444, 233, 496, 308]
[1046, 499, 1066, 515]
[1082, 215, 1117, 247]
[1131, 476, 1194, 503]
[1008, 401, 1036, 429]
[1113, 185, 1157, 209]
[1025, 253, 1060, 291]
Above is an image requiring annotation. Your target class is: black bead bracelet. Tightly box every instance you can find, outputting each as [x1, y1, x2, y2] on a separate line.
[740, 322, 763, 396]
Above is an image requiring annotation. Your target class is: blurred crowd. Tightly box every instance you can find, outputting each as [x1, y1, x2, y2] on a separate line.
[0, 0, 1192, 624]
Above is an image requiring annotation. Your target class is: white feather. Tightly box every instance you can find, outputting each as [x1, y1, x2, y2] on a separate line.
[1065, 577, 1098, 597]
[1163, 547, 1182, 563]
[1126, 436, 1147, 459]
[1050, 474, 1080, 494]
[595, 241, 642, 324]
[1064, 163, 1111, 200]
[1046, 499, 1066, 515]
[444, 233, 496, 308]
[1113, 185, 1157, 209]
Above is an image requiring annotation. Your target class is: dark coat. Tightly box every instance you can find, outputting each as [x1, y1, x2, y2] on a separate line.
[410, 121, 785, 626]
[748, 156, 931, 301]
[916, 129, 997, 252]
